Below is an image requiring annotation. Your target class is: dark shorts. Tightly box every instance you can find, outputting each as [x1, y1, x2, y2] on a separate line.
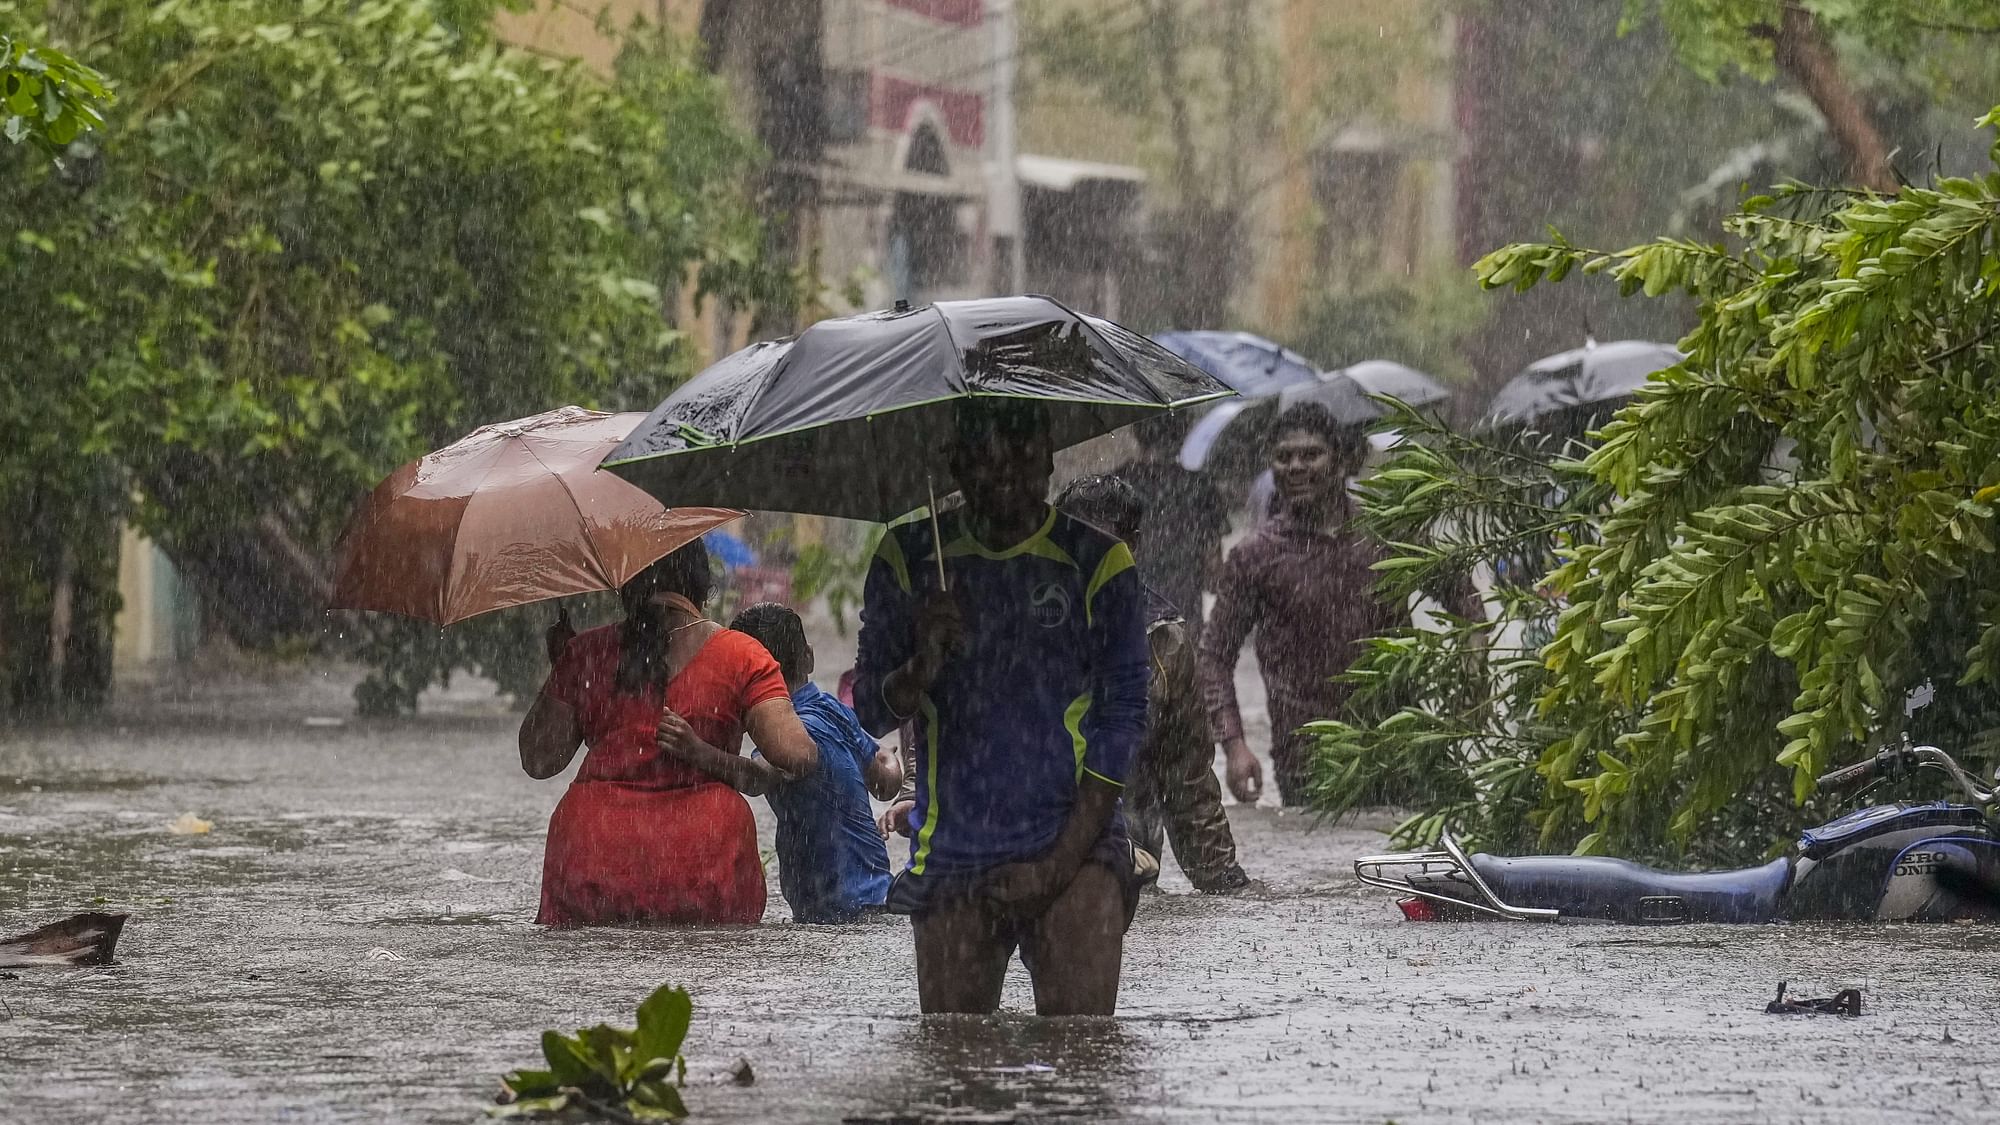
[884, 820, 1141, 932]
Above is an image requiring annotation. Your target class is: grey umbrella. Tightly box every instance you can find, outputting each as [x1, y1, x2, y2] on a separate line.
[1487, 339, 1683, 426]
[1180, 359, 1450, 471]
[1333, 360, 1452, 409]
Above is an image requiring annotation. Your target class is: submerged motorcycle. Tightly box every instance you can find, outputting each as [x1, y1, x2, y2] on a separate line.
[1355, 742, 2000, 924]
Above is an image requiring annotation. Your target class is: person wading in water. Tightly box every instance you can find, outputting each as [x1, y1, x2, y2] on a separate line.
[519, 540, 818, 926]
[854, 398, 1149, 1016]
[731, 601, 902, 924]
[1055, 473, 1250, 894]
[1198, 402, 1478, 806]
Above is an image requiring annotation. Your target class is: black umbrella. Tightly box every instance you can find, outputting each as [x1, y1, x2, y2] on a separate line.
[602, 296, 1233, 555]
[1486, 339, 1682, 427]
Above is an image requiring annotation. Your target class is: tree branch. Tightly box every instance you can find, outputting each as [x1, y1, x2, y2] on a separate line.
[1763, 7, 1895, 192]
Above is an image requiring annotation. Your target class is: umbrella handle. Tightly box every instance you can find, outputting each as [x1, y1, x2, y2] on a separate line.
[926, 475, 949, 592]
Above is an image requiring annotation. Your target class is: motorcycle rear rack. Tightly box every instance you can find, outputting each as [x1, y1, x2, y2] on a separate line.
[1354, 829, 1562, 922]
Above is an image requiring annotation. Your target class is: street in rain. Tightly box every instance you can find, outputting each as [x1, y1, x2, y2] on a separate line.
[7, 2, 2000, 1123]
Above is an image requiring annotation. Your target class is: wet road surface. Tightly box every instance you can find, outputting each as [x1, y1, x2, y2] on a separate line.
[4, 662, 1998, 1124]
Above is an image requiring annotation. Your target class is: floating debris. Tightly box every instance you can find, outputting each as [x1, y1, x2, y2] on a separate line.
[1764, 980, 1861, 1017]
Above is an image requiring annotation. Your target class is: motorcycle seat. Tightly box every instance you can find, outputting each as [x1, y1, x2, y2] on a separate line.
[1467, 853, 1792, 923]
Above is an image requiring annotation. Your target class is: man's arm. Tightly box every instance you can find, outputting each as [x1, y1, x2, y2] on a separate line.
[985, 775, 1122, 905]
[1197, 543, 1264, 802]
[1079, 544, 1149, 789]
[853, 532, 918, 738]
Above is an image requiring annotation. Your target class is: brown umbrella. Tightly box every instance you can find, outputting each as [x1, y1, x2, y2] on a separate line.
[330, 406, 743, 625]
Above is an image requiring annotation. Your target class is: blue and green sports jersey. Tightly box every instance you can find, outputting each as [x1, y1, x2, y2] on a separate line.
[853, 505, 1149, 878]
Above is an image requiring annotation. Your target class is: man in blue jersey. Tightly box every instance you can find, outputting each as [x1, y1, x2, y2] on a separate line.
[732, 602, 902, 924]
[854, 398, 1150, 1016]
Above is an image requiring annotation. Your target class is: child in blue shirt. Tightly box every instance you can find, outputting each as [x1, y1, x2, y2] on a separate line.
[731, 602, 902, 924]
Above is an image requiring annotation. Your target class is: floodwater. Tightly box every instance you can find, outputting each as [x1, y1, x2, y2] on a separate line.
[5, 659, 1999, 1124]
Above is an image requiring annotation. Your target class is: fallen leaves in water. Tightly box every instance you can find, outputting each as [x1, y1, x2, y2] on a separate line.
[166, 813, 213, 835]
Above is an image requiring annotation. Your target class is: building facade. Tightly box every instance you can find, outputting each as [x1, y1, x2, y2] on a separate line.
[1015, 0, 1458, 343]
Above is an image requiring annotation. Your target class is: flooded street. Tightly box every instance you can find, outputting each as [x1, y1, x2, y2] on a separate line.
[11, 1, 2000, 1120]
[1, 660, 1994, 1124]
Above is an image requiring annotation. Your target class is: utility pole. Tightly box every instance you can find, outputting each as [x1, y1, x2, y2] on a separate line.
[749, 0, 825, 335]
[986, 0, 1025, 294]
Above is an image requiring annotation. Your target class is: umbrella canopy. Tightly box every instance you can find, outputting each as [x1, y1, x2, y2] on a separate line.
[1487, 339, 1683, 426]
[1152, 330, 1323, 397]
[1179, 359, 1450, 472]
[603, 296, 1232, 524]
[1336, 359, 1451, 408]
[331, 406, 743, 625]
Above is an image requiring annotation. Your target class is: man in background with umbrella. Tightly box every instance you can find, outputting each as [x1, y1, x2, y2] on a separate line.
[853, 398, 1150, 1017]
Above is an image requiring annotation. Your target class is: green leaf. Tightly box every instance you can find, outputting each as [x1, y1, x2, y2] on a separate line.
[540, 1030, 596, 1088]
[501, 1068, 560, 1097]
[634, 986, 692, 1068]
[582, 1024, 634, 1084]
[628, 1080, 689, 1120]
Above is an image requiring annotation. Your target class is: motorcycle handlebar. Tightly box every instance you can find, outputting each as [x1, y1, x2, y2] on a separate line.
[1816, 745, 1999, 804]
[1816, 756, 1883, 791]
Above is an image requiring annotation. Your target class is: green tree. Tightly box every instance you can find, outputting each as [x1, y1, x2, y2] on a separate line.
[0, 0, 795, 713]
[1312, 104, 2000, 863]
[1, 30, 113, 153]
[1628, 0, 2000, 191]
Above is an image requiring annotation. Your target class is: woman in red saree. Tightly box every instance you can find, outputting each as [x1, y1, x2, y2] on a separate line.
[518, 541, 818, 927]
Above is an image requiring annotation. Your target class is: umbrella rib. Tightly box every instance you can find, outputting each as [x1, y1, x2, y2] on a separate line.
[724, 345, 796, 451]
[432, 440, 516, 623]
[520, 441, 618, 586]
[929, 303, 971, 393]
[1034, 292, 1154, 400]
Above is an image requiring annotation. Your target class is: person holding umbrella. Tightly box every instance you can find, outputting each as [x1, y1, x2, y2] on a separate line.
[328, 406, 790, 924]
[853, 398, 1150, 1016]
[599, 296, 1233, 1000]
[518, 540, 820, 927]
